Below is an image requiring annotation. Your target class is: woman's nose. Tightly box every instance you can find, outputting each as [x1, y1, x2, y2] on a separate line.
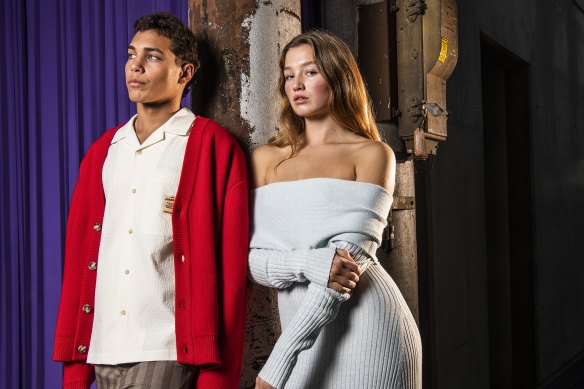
[293, 78, 304, 91]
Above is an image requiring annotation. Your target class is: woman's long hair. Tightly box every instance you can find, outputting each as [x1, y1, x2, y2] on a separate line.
[270, 30, 381, 159]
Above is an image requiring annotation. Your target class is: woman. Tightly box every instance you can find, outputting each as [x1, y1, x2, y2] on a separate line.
[249, 30, 422, 389]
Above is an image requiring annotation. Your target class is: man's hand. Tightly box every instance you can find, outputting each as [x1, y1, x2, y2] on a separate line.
[327, 248, 361, 294]
[256, 376, 276, 389]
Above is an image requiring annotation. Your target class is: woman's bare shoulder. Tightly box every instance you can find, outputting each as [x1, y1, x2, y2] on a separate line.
[251, 144, 289, 166]
[354, 140, 396, 191]
[250, 144, 289, 188]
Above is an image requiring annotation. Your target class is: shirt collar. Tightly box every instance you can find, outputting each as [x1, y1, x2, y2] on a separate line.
[110, 107, 195, 145]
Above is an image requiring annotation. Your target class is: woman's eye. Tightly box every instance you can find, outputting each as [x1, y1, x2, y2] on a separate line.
[284, 74, 294, 80]
[306, 70, 317, 76]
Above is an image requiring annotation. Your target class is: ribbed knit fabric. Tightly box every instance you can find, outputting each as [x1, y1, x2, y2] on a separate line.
[248, 246, 337, 289]
[249, 178, 422, 389]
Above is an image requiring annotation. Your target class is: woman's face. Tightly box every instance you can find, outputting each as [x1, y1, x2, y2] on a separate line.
[283, 44, 331, 120]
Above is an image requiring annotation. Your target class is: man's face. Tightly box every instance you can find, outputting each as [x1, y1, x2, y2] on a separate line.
[125, 30, 184, 105]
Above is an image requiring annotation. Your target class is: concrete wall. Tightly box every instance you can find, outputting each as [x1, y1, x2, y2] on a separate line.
[431, 0, 584, 386]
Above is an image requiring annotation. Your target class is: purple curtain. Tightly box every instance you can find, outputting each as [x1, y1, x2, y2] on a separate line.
[0, 1, 188, 387]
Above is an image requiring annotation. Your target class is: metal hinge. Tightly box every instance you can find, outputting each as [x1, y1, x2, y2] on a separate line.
[392, 196, 416, 211]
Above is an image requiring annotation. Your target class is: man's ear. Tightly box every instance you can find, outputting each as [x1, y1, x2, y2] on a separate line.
[178, 63, 195, 85]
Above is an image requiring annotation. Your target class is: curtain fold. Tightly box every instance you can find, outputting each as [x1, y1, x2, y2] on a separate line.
[1, 1, 188, 387]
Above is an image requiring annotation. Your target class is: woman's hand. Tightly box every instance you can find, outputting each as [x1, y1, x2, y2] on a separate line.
[256, 376, 276, 389]
[327, 248, 361, 294]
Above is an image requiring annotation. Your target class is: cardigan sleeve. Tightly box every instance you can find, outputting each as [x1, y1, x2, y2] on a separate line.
[196, 179, 249, 389]
[62, 362, 95, 389]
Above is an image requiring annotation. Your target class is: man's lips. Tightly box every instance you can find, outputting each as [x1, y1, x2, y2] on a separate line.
[128, 80, 146, 87]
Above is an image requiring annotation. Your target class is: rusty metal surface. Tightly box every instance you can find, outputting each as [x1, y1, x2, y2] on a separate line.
[381, 160, 420, 324]
[395, 0, 458, 159]
[189, 0, 256, 147]
[240, 283, 281, 388]
[395, 0, 426, 156]
[189, 2, 301, 387]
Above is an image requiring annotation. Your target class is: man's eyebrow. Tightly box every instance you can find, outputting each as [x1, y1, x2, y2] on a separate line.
[127, 45, 164, 55]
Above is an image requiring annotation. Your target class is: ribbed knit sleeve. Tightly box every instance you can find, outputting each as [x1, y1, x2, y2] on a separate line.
[63, 361, 95, 389]
[257, 241, 372, 389]
[248, 246, 337, 289]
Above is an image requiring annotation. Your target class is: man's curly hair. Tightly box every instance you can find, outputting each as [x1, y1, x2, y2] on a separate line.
[134, 12, 199, 95]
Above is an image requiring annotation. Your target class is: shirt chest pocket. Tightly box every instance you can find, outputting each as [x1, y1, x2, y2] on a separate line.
[139, 171, 180, 237]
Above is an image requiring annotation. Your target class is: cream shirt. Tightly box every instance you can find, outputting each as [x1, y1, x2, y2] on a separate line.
[87, 108, 195, 364]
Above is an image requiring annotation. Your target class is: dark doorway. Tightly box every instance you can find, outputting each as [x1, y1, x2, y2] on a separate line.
[481, 36, 536, 388]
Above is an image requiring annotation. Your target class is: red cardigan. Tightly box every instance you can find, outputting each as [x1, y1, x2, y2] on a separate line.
[53, 117, 249, 389]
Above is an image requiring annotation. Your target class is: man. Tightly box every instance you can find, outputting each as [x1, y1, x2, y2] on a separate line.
[53, 12, 248, 388]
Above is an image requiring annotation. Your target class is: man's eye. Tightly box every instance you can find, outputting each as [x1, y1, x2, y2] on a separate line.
[147, 55, 160, 60]
[127, 53, 136, 59]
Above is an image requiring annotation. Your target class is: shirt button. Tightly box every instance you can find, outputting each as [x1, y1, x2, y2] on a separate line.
[120, 310, 127, 316]
[124, 269, 130, 275]
[128, 229, 133, 234]
[88, 262, 97, 271]
[136, 150, 142, 155]
[181, 254, 185, 262]
[82, 304, 92, 314]
[77, 345, 88, 354]
[131, 188, 136, 193]
[93, 223, 102, 231]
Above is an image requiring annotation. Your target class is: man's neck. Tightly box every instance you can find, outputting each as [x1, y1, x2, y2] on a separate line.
[134, 103, 182, 144]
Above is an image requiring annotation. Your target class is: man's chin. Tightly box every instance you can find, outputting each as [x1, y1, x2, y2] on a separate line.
[128, 96, 152, 105]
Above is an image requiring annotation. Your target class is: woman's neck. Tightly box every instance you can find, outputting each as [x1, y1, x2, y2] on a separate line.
[303, 115, 345, 146]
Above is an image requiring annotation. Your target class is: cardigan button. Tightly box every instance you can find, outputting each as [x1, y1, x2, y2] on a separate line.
[77, 345, 88, 354]
[88, 262, 97, 271]
[93, 223, 102, 231]
[82, 304, 92, 314]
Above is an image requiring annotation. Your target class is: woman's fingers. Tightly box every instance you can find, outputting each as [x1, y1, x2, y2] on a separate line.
[335, 249, 361, 274]
[328, 251, 361, 291]
[341, 257, 361, 275]
[328, 281, 352, 294]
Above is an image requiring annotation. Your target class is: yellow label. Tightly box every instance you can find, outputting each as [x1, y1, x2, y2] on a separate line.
[438, 37, 448, 63]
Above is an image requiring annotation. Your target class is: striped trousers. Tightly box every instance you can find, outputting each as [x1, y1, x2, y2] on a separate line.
[94, 361, 198, 389]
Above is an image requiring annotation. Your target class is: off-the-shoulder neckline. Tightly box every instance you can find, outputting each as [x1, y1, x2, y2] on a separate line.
[252, 177, 391, 195]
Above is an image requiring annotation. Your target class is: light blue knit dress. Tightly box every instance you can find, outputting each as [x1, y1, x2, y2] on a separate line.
[249, 178, 422, 389]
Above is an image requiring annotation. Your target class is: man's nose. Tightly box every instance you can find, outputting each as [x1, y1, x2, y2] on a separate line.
[130, 58, 144, 72]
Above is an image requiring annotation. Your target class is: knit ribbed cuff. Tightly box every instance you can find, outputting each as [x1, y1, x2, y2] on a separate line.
[258, 284, 344, 388]
[296, 246, 336, 287]
[248, 247, 336, 289]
